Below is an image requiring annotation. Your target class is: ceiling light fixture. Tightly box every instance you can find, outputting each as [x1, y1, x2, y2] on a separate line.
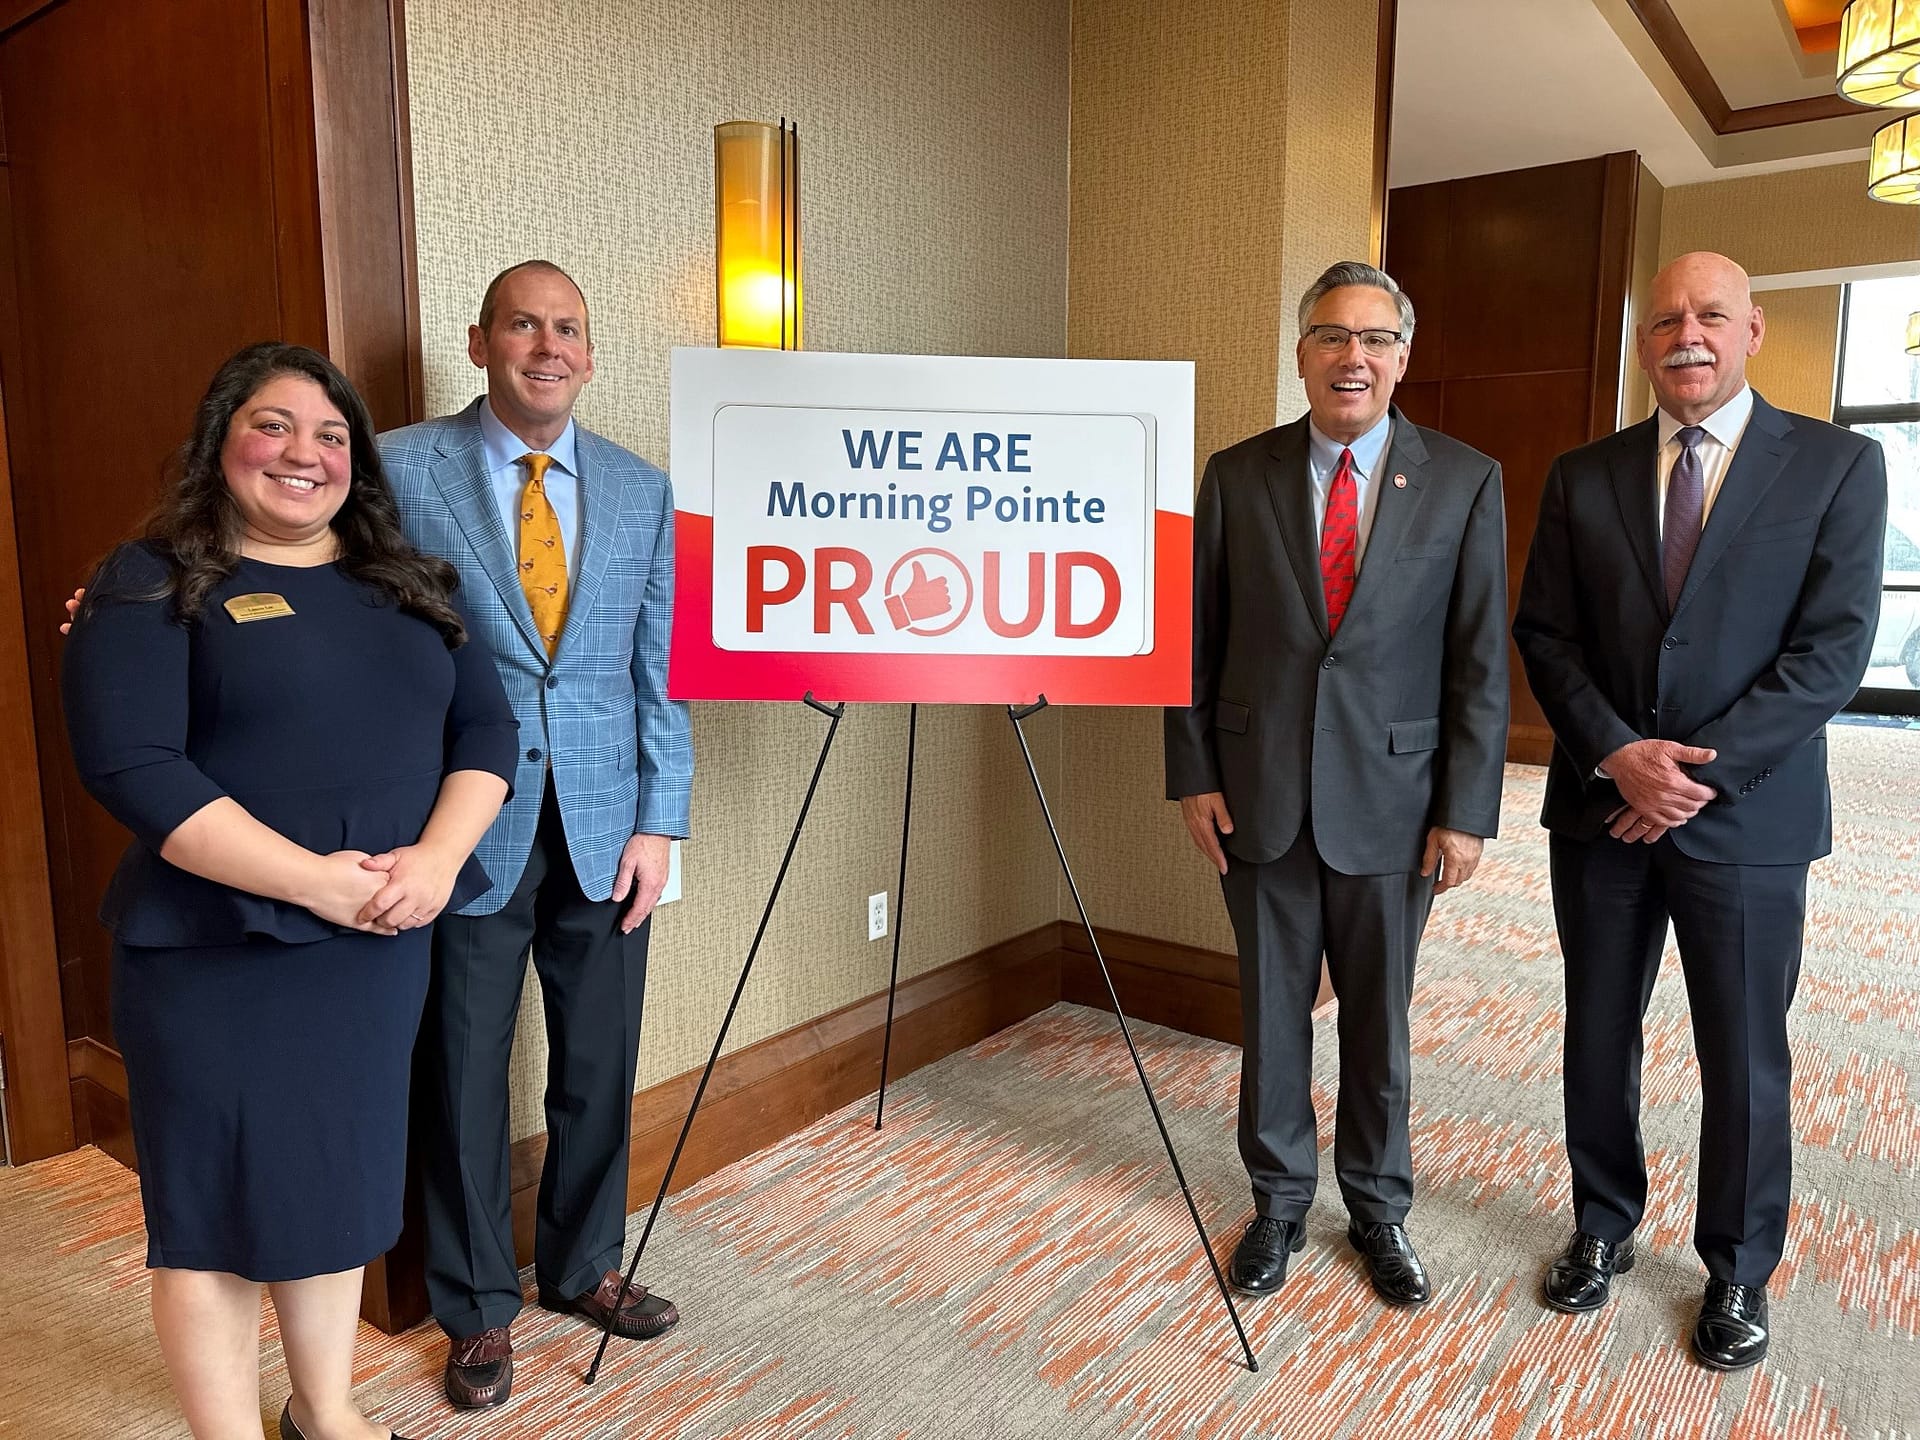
[1838, 0, 1920, 107]
[1867, 112, 1920, 200]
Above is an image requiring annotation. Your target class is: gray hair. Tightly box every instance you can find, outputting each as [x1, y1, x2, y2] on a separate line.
[1296, 261, 1416, 342]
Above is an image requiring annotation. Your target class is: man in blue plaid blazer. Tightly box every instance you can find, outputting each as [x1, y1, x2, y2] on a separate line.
[379, 261, 693, 1411]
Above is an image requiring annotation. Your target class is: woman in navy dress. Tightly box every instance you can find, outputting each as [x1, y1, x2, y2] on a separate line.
[62, 343, 517, 1440]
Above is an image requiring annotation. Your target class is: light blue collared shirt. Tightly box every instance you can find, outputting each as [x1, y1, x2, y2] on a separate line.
[1307, 411, 1394, 568]
[478, 397, 583, 588]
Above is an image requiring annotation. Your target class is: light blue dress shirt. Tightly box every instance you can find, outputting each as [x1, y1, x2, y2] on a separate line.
[477, 397, 583, 588]
[1306, 411, 1394, 569]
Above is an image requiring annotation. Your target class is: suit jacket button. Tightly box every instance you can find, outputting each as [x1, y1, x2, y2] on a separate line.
[1662, 637, 1678, 650]
[1322, 656, 1336, 669]
[527, 747, 543, 762]
[546, 674, 559, 689]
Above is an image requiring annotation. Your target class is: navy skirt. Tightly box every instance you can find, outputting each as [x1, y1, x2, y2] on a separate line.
[113, 928, 430, 1282]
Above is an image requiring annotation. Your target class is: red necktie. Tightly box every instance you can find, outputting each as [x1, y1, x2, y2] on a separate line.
[1320, 446, 1359, 634]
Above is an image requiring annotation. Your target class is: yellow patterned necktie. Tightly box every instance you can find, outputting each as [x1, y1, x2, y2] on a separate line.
[516, 452, 569, 655]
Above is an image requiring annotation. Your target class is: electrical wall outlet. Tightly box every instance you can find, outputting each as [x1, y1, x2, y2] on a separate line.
[868, 891, 888, 941]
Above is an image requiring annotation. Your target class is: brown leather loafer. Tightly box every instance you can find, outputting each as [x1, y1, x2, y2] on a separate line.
[444, 1326, 513, 1410]
[538, 1269, 679, 1340]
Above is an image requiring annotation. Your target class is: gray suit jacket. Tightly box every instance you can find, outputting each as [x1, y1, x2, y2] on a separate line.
[1165, 409, 1510, 874]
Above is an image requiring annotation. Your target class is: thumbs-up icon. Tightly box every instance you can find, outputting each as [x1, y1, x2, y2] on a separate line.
[885, 561, 953, 629]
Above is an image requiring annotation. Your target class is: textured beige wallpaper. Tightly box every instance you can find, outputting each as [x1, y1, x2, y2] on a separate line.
[1064, 0, 1290, 464]
[1747, 286, 1841, 422]
[1623, 162, 1666, 427]
[1659, 163, 1919, 278]
[1058, 0, 1379, 952]
[1650, 164, 1870, 430]
[1273, 2, 1382, 425]
[405, 0, 1070, 1139]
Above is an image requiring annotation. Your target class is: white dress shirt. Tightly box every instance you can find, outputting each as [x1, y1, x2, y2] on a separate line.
[1655, 383, 1753, 538]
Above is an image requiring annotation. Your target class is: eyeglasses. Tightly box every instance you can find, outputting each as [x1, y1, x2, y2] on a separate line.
[1304, 324, 1404, 356]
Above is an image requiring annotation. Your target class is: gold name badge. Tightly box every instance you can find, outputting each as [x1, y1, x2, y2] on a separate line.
[223, 593, 296, 623]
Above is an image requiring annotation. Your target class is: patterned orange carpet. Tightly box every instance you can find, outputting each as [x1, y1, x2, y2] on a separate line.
[4, 726, 1916, 1438]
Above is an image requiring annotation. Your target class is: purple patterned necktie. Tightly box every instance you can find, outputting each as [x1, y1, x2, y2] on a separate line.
[1661, 425, 1705, 611]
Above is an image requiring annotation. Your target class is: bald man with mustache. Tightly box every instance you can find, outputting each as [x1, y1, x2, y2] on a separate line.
[1513, 251, 1886, 1370]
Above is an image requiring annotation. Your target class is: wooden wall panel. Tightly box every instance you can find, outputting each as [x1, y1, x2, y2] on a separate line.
[1439, 159, 1605, 381]
[1433, 369, 1596, 757]
[0, 312, 70, 1161]
[1393, 379, 1442, 430]
[1386, 154, 1639, 767]
[0, 0, 416, 1184]
[1, 0, 301, 1067]
[1386, 182, 1449, 385]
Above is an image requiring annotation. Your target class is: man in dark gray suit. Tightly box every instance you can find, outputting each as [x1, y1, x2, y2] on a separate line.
[1165, 261, 1510, 1304]
[1514, 251, 1886, 1371]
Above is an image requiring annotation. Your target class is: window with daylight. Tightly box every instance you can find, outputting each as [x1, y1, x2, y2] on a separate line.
[1834, 274, 1920, 705]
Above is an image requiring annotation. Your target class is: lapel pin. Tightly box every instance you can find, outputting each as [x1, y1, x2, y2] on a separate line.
[1393, 473, 1407, 488]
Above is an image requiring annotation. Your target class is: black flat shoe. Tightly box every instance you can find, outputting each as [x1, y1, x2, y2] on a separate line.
[1228, 1215, 1307, 1294]
[1347, 1220, 1431, 1305]
[1691, 1279, 1769, 1371]
[279, 1400, 421, 1440]
[1543, 1230, 1635, 1313]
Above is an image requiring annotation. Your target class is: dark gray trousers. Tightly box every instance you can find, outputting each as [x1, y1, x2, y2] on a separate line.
[1221, 825, 1434, 1225]
[416, 782, 650, 1339]
[1551, 833, 1806, 1286]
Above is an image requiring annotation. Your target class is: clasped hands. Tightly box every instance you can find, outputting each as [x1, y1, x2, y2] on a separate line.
[1599, 739, 1718, 844]
[298, 846, 460, 936]
[1179, 792, 1485, 894]
[305, 832, 671, 936]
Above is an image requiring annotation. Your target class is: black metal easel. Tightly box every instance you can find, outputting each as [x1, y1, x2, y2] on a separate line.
[585, 691, 1258, 1386]
[584, 691, 845, 1386]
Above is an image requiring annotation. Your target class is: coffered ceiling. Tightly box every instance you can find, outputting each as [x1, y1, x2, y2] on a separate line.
[1390, 0, 1897, 187]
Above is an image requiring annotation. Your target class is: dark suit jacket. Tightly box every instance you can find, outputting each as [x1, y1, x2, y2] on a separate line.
[1164, 408, 1511, 874]
[1512, 392, 1887, 865]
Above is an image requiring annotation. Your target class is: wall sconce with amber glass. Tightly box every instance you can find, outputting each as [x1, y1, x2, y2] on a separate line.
[1840, 1, 1920, 107]
[714, 119, 801, 349]
[1868, 112, 1920, 200]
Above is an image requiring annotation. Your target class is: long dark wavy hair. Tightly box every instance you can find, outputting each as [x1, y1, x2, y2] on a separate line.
[96, 342, 465, 646]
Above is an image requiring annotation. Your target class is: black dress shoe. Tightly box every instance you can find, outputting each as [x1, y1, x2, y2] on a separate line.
[1543, 1231, 1635, 1313]
[1346, 1220, 1431, 1305]
[1228, 1215, 1307, 1294]
[279, 1400, 420, 1440]
[1691, 1279, 1769, 1371]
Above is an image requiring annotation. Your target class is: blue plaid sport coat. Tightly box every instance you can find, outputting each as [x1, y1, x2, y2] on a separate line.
[381, 399, 692, 916]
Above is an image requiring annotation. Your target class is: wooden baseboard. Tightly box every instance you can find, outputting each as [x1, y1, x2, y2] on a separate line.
[369, 921, 1066, 1334]
[67, 1036, 127, 1096]
[1060, 925, 1244, 1044]
[1508, 725, 1554, 767]
[1060, 923, 1342, 1038]
[68, 1076, 135, 1170]
[62, 919, 1268, 1337]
